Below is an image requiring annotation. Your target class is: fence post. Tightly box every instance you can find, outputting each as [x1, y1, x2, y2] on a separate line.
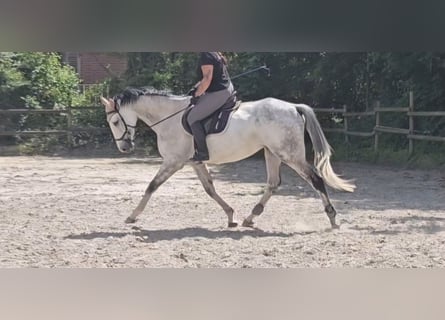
[374, 101, 380, 152]
[67, 105, 73, 147]
[408, 91, 414, 156]
[343, 105, 349, 143]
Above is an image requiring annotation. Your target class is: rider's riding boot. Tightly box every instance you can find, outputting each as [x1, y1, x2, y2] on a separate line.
[190, 121, 209, 163]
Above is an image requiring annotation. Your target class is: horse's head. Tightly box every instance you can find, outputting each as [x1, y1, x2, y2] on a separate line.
[100, 96, 137, 153]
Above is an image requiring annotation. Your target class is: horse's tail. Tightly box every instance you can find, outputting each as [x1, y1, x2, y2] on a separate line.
[295, 104, 356, 192]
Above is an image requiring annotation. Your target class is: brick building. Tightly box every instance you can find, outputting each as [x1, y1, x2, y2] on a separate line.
[62, 52, 127, 85]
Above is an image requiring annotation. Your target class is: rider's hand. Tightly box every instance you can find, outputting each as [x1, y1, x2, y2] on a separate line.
[190, 95, 200, 105]
[188, 87, 197, 97]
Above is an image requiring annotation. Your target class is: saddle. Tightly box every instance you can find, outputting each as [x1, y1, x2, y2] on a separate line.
[181, 92, 241, 135]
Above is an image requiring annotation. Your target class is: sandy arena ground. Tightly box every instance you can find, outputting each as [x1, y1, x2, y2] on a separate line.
[0, 156, 444, 267]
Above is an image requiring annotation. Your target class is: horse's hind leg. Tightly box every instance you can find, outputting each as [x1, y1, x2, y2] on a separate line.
[286, 160, 339, 229]
[242, 148, 281, 227]
[125, 161, 184, 223]
[192, 163, 237, 227]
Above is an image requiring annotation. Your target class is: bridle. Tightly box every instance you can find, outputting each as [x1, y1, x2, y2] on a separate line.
[106, 99, 138, 142]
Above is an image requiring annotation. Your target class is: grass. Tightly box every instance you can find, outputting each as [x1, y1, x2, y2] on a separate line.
[330, 143, 445, 170]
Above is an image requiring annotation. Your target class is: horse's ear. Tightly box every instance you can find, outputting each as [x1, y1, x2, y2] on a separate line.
[100, 96, 109, 107]
[100, 97, 115, 113]
[108, 98, 116, 110]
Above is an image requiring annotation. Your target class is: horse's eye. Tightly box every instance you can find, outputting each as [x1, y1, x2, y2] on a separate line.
[112, 120, 119, 126]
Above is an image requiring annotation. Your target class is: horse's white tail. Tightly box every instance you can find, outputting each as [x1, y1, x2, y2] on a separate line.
[295, 104, 356, 192]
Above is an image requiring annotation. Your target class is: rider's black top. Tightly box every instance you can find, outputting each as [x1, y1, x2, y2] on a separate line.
[197, 52, 231, 93]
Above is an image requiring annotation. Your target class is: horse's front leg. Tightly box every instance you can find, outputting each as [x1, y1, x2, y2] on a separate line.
[125, 161, 184, 223]
[192, 163, 237, 228]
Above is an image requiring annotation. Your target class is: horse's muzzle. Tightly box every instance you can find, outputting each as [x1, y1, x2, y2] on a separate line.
[118, 139, 134, 153]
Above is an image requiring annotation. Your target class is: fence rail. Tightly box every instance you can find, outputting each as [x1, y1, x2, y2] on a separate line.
[374, 126, 410, 135]
[319, 91, 445, 154]
[309, 91, 444, 154]
[0, 106, 109, 146]
[1, 91, 444, 155]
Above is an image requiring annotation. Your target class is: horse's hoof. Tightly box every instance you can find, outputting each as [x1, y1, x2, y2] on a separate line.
[331, 223, 340, 229]
[242, 219, 254, 228]
[228, 222, 238, 228]
[125, 217, 136, 224]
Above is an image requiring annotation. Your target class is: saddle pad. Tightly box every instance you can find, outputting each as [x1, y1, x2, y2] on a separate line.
[182, 97, 241, 135]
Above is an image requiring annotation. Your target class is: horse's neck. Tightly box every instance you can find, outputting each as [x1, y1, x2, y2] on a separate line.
[134, 95, 189, 130]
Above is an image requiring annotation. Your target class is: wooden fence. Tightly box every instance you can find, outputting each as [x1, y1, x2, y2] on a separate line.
[1, 91, 444, 155]
[313, 91, 445, 155]
[0, 106, 109, 147]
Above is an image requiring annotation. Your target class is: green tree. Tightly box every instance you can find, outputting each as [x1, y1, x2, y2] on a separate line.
[122, 52, 198, 94]
[15, 52, 81, 108]
[0, 52, 84, 151]
[0, 53, 27, 144]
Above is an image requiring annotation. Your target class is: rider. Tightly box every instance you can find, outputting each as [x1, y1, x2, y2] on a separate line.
[187, 52, 235, 163]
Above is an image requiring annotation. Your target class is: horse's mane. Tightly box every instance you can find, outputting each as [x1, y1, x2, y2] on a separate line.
[113, 87, 174, 106]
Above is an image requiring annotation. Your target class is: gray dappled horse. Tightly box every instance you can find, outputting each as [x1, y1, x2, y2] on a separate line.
[100, 88, 355, 229]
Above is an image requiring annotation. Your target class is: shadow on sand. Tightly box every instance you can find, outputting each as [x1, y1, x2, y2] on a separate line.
[64, 226, 316, 243]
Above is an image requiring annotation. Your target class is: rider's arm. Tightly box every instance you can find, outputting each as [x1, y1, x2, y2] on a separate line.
[195, 65, 213, 97]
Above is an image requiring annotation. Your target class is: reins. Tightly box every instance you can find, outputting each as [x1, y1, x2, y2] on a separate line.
[107, 64, 270, 137]
[108, 98, 193, 143]
[148, 101, 193, 128]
